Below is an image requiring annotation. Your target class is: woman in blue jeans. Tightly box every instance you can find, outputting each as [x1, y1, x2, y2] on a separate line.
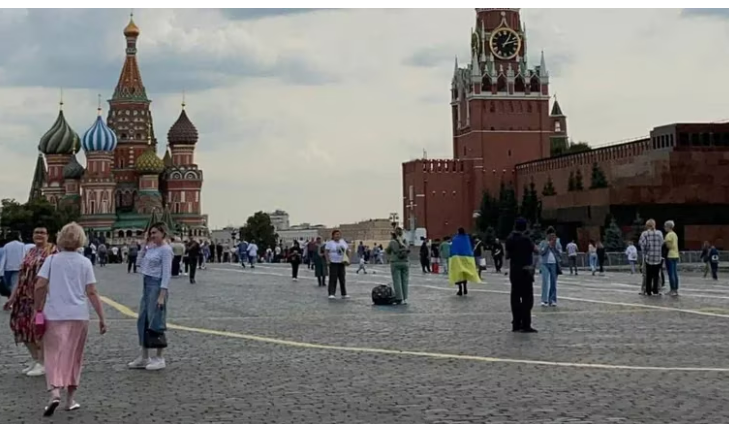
[539, 229, 561, 307]
[128, 222, 173, 371]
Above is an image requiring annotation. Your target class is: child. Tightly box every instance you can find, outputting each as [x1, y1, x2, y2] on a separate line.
[625, 241, 638, 274]
[356, 256, 368, 274]
[710, 245, 720, 281]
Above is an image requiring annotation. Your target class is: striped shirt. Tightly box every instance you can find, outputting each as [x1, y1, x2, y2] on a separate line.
[639, 229, 664, 265]
[136, 243, 173, 289]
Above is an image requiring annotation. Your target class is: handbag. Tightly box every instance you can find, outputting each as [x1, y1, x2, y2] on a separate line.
[34, 256, 53, 337]
[144, 302, 168, 349]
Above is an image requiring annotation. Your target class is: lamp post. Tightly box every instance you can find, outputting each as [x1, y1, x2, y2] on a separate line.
[389, 212, 399, 230]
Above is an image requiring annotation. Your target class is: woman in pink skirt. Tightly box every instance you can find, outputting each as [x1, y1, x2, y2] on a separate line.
[34, 223, 107, 416]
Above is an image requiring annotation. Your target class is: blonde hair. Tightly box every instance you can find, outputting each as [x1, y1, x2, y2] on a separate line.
[646, 219, 656, 230]
[57, 222, 87, 251]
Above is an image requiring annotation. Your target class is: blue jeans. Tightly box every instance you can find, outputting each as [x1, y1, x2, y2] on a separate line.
[666, 258, 679, 291]
[589, 254, 597, 272]
[3, 271, 19, 293]
[137, 275, 168, 347]
[541, 263, 558, 304]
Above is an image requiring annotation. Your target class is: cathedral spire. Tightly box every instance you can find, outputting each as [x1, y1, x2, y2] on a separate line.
[113, 13, 148, 102]
[29, 153, 46, 203]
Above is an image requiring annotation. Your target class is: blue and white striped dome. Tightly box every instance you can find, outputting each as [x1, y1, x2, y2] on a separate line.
[82, 115, 118, 152]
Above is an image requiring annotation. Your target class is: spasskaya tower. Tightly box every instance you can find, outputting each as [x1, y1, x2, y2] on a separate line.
[402, 8, 568, 239]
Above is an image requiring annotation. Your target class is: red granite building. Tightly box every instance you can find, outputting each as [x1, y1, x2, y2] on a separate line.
[402, 8, 729, 249]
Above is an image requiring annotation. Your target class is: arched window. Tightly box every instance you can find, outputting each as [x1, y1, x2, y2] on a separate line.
[530, 76, 540, 93]
[514, 75, 525, 92]
[482, 75, 492, 92]
[555, 121, 562, 132]
[497, 75, 507, 92]
[118, 230, 124, 238]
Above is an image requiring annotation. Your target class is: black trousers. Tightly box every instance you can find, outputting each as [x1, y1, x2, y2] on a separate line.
[510, 271, 534, 330]
[645, 263, 661, 294]
[127, 256, 137, 273]
[420, 258, 430, 273]
[328, 263, 347, 296]
[188, 256, 198, 281]
[291, 262, 300, 279]
[172, 255, 182, 276]
[568, 256, 577, 274]
[494, 256, 503, 272]
[598, 258, 605, 273]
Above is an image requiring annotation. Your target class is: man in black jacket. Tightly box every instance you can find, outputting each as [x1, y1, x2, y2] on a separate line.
[505, 218, 539, 333]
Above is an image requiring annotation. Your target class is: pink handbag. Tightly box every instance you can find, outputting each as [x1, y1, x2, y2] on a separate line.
[34, 312, 46, 336]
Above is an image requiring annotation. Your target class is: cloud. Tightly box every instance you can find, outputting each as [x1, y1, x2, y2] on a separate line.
[682, 8, 729, 18]
[1, 8, 729, 229]
[219, 8, 335, 20]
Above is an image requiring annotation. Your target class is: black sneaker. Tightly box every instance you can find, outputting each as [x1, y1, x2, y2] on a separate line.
[520, 328, 538, 333]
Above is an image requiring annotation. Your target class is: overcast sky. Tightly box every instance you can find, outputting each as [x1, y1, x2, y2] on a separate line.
[0, 8, 726, 228]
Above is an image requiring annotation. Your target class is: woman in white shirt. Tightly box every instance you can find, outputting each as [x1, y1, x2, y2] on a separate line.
[324, 230, 350, 299]
[34, 223, 107, 416]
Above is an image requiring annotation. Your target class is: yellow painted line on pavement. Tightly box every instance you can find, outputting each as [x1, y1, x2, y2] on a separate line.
[98, 295, 729, 373]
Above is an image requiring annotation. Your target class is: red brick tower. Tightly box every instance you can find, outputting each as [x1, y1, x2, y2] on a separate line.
[452, 8, 552, 193]
[401, 8, 566, 239]
[107, 13, 157, 210]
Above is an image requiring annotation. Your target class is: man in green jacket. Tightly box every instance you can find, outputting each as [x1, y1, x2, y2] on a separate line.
[385, 227, 410, 305]
[439, 236, 451, 274]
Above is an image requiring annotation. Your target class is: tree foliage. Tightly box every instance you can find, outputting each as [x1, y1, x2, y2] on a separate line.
[630, 212, 645, 246]
[574, 169, 584, 191]
[526, 220, 545, 244]
[520, 180, 540, 225]
[568, 141, 592, 153]
[542, 176, 557, 196]
[603, 218, 626, 252]
[496, 182, 518, 239]
[475, 191, 499, 234]
[239, 211, 278, 250]
[589, 162, 609, 189]
[0, 198, 79, 242]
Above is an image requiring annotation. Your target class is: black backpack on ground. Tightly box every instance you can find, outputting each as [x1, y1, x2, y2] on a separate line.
[371, 285, 396, 306]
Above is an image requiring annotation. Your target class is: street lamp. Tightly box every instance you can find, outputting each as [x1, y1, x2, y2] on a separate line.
[389, 212, 399, 229]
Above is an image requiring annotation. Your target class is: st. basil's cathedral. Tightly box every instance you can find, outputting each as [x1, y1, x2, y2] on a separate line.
[28, 15, 207, 243]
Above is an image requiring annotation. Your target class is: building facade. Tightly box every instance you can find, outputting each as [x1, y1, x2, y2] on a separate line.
[30, 15, 207, 243]
[402, 8, 729, 249]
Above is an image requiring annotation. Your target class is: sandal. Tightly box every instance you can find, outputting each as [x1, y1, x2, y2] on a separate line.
[43, 399, 60, 417]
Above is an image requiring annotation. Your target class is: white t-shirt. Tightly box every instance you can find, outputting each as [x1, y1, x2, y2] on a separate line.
[325, 240, 348, 263]
[37, 252, 96, 321]
[626, 245, 638, 261]
[247, 243, 259, 257]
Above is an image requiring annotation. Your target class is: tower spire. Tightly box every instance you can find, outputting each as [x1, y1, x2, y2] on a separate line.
[114, 14, 148, 102]
[182, 89, 186, 109]
[97, 93, 102, 115]
[540, 50, 549, 77]
[59, 88, 64, 110]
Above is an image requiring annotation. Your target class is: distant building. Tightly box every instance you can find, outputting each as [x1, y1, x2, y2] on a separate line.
[338, 218, 394, 248]
[267, 210, 290, 232]
[210, 227, 240, 246]
[277, 223, 328, 247]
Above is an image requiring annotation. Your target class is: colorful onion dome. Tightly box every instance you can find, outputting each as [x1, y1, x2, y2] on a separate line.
[167, 108, 198, 145]
[82, 115, 118, 152]
[62, 154, 85, 180]
[38, 109, 79, 155]
[124, 16, 140, 37]
[135, 147, 165, 175]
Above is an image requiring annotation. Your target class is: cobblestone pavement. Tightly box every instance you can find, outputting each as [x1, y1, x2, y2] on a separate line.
[3, 262, 729, 423]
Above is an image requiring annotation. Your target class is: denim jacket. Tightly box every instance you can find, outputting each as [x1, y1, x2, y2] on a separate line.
[539, 240, 562, 266]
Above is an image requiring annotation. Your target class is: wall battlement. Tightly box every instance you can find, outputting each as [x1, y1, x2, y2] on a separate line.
[402, 159, 473, 174]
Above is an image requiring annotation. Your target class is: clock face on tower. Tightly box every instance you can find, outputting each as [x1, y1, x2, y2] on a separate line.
[489, 28, 521, 60]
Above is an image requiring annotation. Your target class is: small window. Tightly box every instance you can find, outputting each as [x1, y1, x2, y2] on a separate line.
[555, 121, 561, 132]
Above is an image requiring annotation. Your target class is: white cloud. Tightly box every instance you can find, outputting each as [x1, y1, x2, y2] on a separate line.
[0, 8, 727, 228]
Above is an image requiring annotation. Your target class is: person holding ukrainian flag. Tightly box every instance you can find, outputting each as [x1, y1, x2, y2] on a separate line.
[448, 227, 481, 296]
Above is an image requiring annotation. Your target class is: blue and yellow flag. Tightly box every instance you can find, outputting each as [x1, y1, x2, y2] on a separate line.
[448, 234, 481, 284]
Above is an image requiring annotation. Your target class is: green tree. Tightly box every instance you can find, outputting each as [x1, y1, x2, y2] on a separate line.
[567, 171, 576, 192]
[496, 182, 518, 239]
[483, 226, 496, 246]
[239, 211, 278, 250]
[542, 176, 557, 196]
[630, 212, 645, 246]
[568, 141, 592, 153]
[526, 220, 545, 244]
[589, 162, 609, 189]
[603, 218, 626, 252]
[475, 191, 499, 233]
[574, 169, 584, 190]
[520, 180, 540, 224]
[0, 198, 79, 242]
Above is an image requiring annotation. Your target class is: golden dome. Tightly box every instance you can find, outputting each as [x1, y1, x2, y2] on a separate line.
[135, 147, 165, 175]
[124, 17, 140, 37]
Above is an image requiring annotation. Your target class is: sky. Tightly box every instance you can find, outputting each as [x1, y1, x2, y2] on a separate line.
[0, 8, 727, 229]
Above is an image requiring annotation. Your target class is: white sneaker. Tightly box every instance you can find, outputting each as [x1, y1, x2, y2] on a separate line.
[127, 357, 150, 369]
[145, 357, 166, 371]
[402, 300, 409, 305]
[328, 295, 335, 299]
[22, 362, 35, 374]
[540, 302, 548, 307]
[292, 278, 297, 281]
[26, 363, 45, 376]
[342, 295, 350, 299]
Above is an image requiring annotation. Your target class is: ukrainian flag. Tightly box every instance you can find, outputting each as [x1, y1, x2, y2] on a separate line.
[448, 234, 481, 284]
